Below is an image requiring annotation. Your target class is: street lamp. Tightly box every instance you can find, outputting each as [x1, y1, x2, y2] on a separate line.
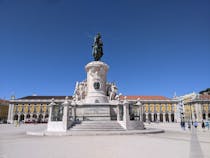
[136, 98, 143, 122]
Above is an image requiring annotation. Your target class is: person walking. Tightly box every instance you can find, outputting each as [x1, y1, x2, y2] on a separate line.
[180, 121, 183, 129]
[183, 121, 185, 130]
[180, 121, 185, 130]
[188, 121, 191, 130]
[205, 121, 209, 130]
[194, 121, 198, 128]
[202, 120, 205, 131]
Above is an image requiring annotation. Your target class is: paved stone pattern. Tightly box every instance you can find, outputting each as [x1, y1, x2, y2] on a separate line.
[190, 128, 204, 158]
[0, 124, 210, 158]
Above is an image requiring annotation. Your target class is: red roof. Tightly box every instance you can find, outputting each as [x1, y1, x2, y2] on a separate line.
[18, 96, 73, 100]
[198, 94, 210, 100]
[0, 99, 9, 105]
[120, 96, 170, 100]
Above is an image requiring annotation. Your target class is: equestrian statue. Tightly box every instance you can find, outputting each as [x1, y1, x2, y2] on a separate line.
[92, 33, 103, 61]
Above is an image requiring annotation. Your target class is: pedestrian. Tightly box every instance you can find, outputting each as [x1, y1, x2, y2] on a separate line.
[188, 121, 191, 130]
[183, 121, 185, 130]
[180, 121, 185, 130]
[180, 121, 184, 130]
[194, 121, 198, 128]
[202, 120, 205, 131]
[180, 121, 183, 129]
[205, 121, 209, 130]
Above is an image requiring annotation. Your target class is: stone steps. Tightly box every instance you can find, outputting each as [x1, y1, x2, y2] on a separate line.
[71, 121, 125, 131]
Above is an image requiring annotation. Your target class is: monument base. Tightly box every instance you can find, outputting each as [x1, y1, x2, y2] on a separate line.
[47, 122, 66, 132]
[75, 104, 116, 121]
[85, 61, 109, 104]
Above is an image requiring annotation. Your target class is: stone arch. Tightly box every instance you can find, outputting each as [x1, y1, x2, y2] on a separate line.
[37, 114, 43, 123]
[154, 113, 157, 122]
[26, 114, 30, 119]
[20, 114, 24, 121]
[171, 113, 175, 122]
[143, 113, 146, 122]
[32, 114, 37, 122]
[165, 113, 169, 122]
[39, 114, 43, 119]
[148, 113, 152, 122]
[44, 114, 49, 122]
[33, 114, 37, 118]
[160, 113, 163, 122]
[14, 114, 18, 120]
[25, 114, 31, 123]
[202, 113, 206, 120]
[45, 114, 49, 118]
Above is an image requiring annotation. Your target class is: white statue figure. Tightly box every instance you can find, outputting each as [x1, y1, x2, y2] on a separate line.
[109, 83, 118, 100]
[73, 82, 80, 101]
[73, 81, 87, 101]
[79, 83, 85, 99]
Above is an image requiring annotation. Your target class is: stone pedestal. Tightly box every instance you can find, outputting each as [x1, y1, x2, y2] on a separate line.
[123, 101, 130, 123]
[117, 105, 120, 121]
[47, 98, 71, 132]
[118, 99, 144, 130]
[85, 61, 109, 104]
[62, 99, 70, 131]
[75, 104, 111, 121]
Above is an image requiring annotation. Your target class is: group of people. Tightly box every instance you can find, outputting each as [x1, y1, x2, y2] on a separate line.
[180, 120, 209, 130]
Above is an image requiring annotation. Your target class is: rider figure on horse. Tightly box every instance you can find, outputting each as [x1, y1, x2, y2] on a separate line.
[92, 33, 103, 61]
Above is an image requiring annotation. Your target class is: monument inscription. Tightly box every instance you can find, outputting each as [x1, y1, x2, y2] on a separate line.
[84, 106, 110, 116]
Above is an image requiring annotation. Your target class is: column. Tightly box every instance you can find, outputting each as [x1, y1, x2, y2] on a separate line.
[18, 114, 20, 122]
[151, 113, 154, 122]
[174, 104, 178, 122]
[157, 113, 160, 122]
[48, 99, 54, 123]
[163, 113, 166, 122]
[24, 114, 27, 122]
[146, 113, 148, 122]
[123, 102, 129, 122]
[43, 113, 46, 122]
[7, 103, 14, 124]
[139, 105, 143, 121]
[168, 113, 171, 122]
[62, 98, 70, 131]
[30, 114, 33, 122]
[7, 104, 11, 123]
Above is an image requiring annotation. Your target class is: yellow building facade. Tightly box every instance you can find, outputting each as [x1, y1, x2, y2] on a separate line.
[8, 95, 178, 123]
[7, 93, 210, 123]
[0, 99, 9, 123]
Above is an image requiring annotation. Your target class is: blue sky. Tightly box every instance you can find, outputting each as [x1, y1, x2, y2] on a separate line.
[0, 0, 209, 99]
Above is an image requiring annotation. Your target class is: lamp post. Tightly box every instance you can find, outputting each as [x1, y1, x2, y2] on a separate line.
[136, 98, 143, 122]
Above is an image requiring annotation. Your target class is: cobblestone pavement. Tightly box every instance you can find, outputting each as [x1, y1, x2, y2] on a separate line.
[0, 124, 209, 158]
